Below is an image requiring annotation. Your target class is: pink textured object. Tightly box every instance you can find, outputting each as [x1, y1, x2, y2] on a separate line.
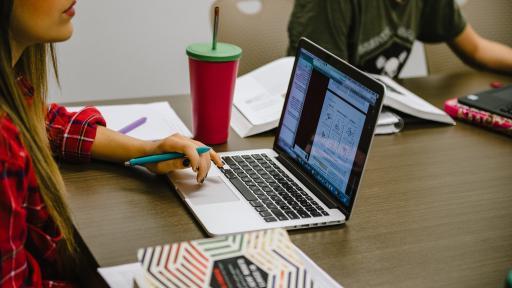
[444, 98, 512, 136]
[188, 58, 239, 144]
[490, 81, 504, 89]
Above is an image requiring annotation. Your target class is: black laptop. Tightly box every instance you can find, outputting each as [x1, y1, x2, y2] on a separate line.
[459, 84, 512, 118]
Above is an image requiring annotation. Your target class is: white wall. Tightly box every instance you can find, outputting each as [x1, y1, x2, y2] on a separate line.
[50, 0, 215, 103]
[50, 0, 433, 103]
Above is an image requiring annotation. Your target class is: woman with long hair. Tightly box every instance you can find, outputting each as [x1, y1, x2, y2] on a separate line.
[0, 1, 222, 286]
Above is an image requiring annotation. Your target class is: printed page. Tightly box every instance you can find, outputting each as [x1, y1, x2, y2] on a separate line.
[66, 101, 191, 140]
[250, 57, 295, 96]
[233, 76, 285, 125]
[233, 57, 294, 125]
[370, 74, 454, 124]
[377, 109, 401, 125]
[373, 75, 442, 114]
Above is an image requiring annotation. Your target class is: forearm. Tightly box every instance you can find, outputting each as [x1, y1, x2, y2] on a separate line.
[90, 127, 222, 182]
[473, 39, 512, 73]
[450, 25, 512, 74]
[91, 126, 155, 163]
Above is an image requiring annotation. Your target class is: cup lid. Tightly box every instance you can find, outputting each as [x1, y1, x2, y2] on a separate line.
[186, 42, 242, 62]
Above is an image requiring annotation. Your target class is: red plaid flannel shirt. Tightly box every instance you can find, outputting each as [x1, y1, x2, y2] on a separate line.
[0, 77, 105, 287]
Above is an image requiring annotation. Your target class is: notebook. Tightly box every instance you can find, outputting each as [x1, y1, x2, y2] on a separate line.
[458, 84, 512, 119]
[136, 229, 342, 288]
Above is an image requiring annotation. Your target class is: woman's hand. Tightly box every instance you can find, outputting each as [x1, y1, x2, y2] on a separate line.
[144, 134, 223, 183]
[92, 127, 221, 183]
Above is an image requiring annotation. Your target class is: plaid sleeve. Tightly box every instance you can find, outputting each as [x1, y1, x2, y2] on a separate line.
[46, 104, 106, 163]
[0, 160, 40, 287]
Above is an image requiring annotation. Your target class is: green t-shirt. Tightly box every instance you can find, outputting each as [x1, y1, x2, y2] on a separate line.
[288, 0, 466, 77]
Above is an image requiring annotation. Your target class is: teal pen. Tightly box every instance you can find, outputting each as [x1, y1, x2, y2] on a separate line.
[124, 146, 211, 167]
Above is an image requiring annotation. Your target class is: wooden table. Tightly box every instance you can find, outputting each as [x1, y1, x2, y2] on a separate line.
[62, 71, 512, 288]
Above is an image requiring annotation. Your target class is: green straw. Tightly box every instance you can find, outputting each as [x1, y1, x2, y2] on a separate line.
[212, 6, 219, 50]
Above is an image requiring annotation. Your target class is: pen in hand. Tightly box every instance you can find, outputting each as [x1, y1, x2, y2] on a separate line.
[124, 146, 211, 167]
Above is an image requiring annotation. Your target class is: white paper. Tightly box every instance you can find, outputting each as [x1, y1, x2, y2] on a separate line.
[374, 109, 404, 134]
[293, 244, 344, 288]
[232, 57, 454, 138]
[371, 74, 455, 124]
[98, 263, 145, 288]
[231, 57, 294, 137]
[377, 110, 401, 126]
[375, 124, 401, 134]
[66, 101, 191, 140]
[233, 76, 285, 126]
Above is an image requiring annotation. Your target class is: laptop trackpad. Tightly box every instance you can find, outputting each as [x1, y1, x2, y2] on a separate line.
[170, 172, 239, 206]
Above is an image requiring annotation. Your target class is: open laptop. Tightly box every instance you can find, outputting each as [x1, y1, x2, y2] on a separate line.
[168, 38, 385, 236]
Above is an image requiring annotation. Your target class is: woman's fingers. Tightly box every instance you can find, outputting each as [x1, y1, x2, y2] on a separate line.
[145, 158, 191, 174]
[151, 134, 224, 183]
[190, 139, 223, 168]
[196, 152, 211, 183]
[186, 141, 209, 183]
[162, 134, 201, 172]
[181, 143, 201, 172]
[209, 150, 223, 168]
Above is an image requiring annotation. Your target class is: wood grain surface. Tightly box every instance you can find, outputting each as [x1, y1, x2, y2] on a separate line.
[62, 71, 512, 288]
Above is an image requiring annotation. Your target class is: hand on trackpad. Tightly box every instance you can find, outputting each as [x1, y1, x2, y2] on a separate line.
[170, 171, 240, 205]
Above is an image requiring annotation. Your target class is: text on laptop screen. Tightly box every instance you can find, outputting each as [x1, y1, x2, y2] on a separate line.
[277, 48, 378, 206]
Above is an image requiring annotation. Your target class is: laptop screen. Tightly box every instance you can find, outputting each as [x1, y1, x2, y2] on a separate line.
[276, 47, 379, 208]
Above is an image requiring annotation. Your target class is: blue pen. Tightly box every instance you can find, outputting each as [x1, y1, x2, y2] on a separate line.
[124, 146, 211, 167]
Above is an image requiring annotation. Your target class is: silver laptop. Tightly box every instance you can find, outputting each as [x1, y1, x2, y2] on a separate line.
[169, 38, 385, 236]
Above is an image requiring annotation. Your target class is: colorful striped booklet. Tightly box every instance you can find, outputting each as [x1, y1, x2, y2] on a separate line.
[136, 229, 342, 288]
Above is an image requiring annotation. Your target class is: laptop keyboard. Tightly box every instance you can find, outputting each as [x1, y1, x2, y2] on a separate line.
[220, 154, 329, 222]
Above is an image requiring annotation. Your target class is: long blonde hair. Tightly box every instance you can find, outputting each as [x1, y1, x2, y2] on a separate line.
[1, 1, 76, 254]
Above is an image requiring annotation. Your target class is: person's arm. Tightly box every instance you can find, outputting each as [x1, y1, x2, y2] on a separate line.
[91, 127, 222, 183]
[448, 24, 512, 74]
[46, 104, 222, 184]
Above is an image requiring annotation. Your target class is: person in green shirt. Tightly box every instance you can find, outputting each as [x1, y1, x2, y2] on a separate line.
[288, 0, 512, 78]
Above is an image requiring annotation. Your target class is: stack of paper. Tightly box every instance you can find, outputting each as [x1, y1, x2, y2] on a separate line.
[231, 57, 295, 137]
[66, 101, 191, 140]
[371, 74, 455, 125]
[375, 108, 404, 134]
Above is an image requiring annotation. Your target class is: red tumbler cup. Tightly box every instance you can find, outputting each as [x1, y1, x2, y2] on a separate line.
[186, 43, 242, 144]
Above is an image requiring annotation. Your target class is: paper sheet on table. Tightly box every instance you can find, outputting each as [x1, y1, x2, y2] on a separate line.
[375, 109, 404, 135]
[293, 244, 344, 288]
[98, 263, 145, 288]
[232, 57, 294, 128]
[66, 101, 191, 140]
[371, 74, 455, 124]
[233, 76, 286, 126]
[378, 110, 401, 126]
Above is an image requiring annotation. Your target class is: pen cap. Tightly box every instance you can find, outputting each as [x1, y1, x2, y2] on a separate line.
[186, 43, 242, 62]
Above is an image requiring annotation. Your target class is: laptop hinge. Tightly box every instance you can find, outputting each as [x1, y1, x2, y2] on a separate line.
[275, 154, 342, 211]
